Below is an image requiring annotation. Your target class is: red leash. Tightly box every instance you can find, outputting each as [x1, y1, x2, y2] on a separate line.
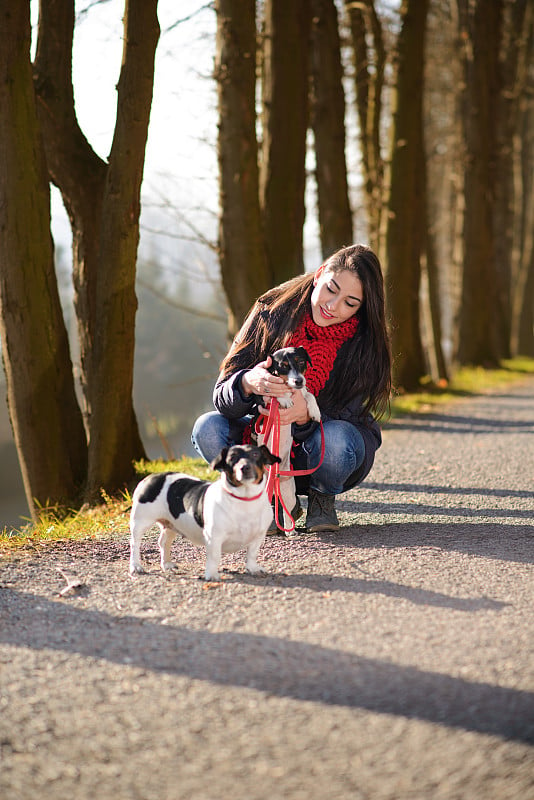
[256, 398, 325, 533]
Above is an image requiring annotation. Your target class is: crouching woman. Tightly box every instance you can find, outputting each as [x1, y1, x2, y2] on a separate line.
[192, 243, 392, 533]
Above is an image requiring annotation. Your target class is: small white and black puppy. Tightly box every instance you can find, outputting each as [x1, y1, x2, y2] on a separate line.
[257, 346, 321, 529]
[129, 444, 281, 581]
[267, 347, 321, 422]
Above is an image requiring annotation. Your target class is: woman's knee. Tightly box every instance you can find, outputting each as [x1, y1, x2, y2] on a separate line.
[306, 421, 365, 494]
[191, 412, 229, 462]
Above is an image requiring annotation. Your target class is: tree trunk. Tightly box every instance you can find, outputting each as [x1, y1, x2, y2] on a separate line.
[310, 0, 352, 259]
[385, 0, 429, 391]
[33, 0, 107, 413]
[33, 0, 158, 500]
[215, 0, 270, 333]
[517, 249, 534, 356]
[425, 188, 449, 382]
[493, 0, 532, 360]
[510, 2, 534, 357]
[515, 82, 534, 357]
[456, 0, 504, 366]
[86, 0, 158, 498]
[260, 0, 311, 285]
[344, 0, 385, 254]
[0, 1, 87, 519]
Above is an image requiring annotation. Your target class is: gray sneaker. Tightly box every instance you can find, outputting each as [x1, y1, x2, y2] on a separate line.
[267, 497, 303, 534]
[305, 490, 339, 532]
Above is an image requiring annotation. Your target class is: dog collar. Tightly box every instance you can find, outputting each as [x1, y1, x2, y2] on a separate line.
[222, 484, 265, 502]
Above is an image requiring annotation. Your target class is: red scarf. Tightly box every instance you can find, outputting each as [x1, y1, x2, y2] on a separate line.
[287, 311, 359, 397]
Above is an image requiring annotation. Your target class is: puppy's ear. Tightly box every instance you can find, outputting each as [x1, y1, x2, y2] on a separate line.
[259, 444, 282, 465]
[296, 346, 312, 366]
[210, 447, 229, 472]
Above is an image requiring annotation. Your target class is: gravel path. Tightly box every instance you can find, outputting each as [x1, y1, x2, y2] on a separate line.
[1, 380, 533, 800]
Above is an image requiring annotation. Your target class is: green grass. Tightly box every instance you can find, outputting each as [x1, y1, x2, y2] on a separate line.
[2, 357, 533, 551]
[390, 356, 534, 416]
[0, 491, 133, 551]
[134, 456, 217, 482]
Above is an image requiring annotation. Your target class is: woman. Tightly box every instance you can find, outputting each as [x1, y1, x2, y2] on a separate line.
[191, 243, 392, 533]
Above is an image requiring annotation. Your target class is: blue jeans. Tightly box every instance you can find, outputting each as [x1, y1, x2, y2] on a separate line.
[191, 411, 366, 496]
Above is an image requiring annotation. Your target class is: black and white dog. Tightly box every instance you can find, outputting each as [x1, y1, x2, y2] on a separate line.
[129, 444, 280, 581]
[257, 347, 321, 530]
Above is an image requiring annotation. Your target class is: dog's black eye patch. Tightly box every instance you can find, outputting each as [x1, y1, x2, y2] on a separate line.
[226, 445, 251, 465]
[138, 473, 170, 504]
[226, 444, 266, 468]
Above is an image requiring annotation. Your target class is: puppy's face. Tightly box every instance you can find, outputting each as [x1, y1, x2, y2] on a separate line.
[269, 347, 312, 389]
[210, 444, 281, 487]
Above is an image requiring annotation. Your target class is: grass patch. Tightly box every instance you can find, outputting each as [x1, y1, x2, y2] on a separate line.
[390, 356, 534, 416]
[0, 491, 133, 552]
[2, 357, 533, 551]
[133, 456, 216, 482]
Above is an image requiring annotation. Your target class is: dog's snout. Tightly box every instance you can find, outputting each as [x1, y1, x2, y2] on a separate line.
[287, 371, 304, 389]
[233, 457, 262, 484]
[238, 460, 253, 477]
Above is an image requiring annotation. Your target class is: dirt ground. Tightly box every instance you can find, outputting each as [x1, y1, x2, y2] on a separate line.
[1, 380, 533, 799]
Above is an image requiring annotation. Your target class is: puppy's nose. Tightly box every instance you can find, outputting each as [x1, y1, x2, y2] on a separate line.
[236, 460, 254, 479]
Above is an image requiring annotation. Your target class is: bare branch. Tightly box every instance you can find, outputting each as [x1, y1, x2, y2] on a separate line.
[137, 278, 227, 323]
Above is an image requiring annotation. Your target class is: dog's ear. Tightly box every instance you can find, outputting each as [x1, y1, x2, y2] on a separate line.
[210, 447, 229, 472]
[259, 444, 282, 465]
[296, 346, 312, 366]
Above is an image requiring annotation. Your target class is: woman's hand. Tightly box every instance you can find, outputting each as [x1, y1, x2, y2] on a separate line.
[241, 357, 286, 397]
[259, 387, 310, 426]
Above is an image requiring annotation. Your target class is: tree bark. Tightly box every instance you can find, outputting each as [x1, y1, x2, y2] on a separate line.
[456, 0, 505, 366]
[33, 0, 107, 410]
[0, 1, 87, 518]
[34, 0, 158, 500]
[215, 0, 270, 333]
[385, 0, 429, 391]
[310, 0, 352, 259]
[345, 0, 385, 253]
[510, 1, 534, 357]
[515, 72, 534, 357]
[260, 0, 311, 285]
[86, 0, 158, 498]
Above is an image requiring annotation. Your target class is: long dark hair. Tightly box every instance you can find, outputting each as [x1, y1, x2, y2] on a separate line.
[220, 244, 392, 420]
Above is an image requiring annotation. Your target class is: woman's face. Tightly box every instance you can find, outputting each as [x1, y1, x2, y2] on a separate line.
[310, 267, 363, 327]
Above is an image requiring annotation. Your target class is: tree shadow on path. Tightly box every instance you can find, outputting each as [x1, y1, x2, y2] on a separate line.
[1, 589, 533, 744]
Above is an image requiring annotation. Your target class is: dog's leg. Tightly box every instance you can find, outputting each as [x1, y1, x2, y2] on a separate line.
[246, 535, 267, 575]
[204, 534, 223, 581]
[303, 389, 321, 422]
[276, 425, 297, 531]
[158, 525, 178, 572]
[279, 478, 297, 530]
[129, 520, 150, 575]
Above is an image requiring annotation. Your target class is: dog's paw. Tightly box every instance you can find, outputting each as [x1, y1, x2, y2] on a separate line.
[129, 564, 147, 576]
[204, 572, 221, 582]
[162, 561, 176, 572]
[247, 565, 268, 576]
